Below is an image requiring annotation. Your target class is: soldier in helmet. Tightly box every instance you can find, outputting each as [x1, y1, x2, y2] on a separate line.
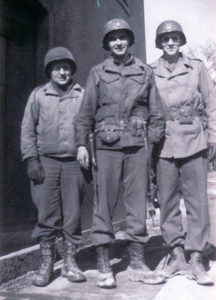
[21, 47, 88, 286]
[150, 20, 216, 285]
[76, 19, 166, 288]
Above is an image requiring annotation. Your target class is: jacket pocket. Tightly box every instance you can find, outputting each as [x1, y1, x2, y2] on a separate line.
[130, 75, 148, 85]
[99, 74, 120, 105]
[180, 117, 202, 135]
[100, 73, 119, 84]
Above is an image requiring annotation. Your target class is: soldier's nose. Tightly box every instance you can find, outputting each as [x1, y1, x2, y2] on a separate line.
[59, 68, 65, 74]
[167, 38, 174, 45]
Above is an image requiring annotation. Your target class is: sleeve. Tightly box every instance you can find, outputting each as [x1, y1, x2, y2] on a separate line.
[199, 62, 216, 143]
[148, 68, 166, 144]
[20, 89, 40, 161]
[75, 68, 99, 148]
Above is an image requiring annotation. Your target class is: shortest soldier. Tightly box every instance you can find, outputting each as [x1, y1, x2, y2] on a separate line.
[21, 47, 87, 286]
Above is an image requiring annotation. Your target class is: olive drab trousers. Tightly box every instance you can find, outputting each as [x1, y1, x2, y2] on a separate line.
[157, 150, 210, 252]
[91, 147, 149, 246]
[31, 156, 86, 244]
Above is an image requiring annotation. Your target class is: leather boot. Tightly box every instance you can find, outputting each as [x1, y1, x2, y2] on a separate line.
[187, 252, 214, 285]
[96, 244, 116, 288]
[161, 246, 187, 278]
[32, 240, 55, 287]
[127, 242, 165, 284]
[61, 240, 86, 282]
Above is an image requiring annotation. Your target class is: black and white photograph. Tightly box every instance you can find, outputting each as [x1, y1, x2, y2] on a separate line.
[0, 0, 216, 299]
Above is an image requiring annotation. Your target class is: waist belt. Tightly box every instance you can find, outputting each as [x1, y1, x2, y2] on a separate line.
[95, 117, 148, 137]
[95, 120, 125, 133]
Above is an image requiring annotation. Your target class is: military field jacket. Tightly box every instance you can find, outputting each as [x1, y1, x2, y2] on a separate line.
[21, 81, 84, 161]
[151, 53, 216, 159]
[76, 56, 165, 150]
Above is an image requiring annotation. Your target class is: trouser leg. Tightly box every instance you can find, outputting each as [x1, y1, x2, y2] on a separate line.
[123, 147, 149, 244]
[91, 150, 122, 246]
[157, 157, 185, 248]
[31, 156, 61, 241]
[60, 159, 86, 282]
[181, 151, 210, 252]
[61, 159, 85, 245]
[123, 147, 165, 284]
[182, 151, 213, 285]
[91, 150, 122, 288]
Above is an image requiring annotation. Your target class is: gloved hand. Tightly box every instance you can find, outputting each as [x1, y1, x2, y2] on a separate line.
[26, 157, 45, 184]
[208, 143, 216, 162]
[77, 146, 89, 170]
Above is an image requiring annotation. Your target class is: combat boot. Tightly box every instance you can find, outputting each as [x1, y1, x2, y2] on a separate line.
[187, 252, 214, 285]
[61, 240, 86, 282]
[161, 246, 187, 278]
[127, 242, 165, 284]
[96, 244, 116, 288]
[32, 240, 55, 287]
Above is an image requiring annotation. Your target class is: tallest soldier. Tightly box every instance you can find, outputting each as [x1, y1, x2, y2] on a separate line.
[76, 19, 165, 288]
[151, 20, 216, 285]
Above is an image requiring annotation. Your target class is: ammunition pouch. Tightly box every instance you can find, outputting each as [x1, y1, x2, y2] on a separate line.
[167, 105, 199, 124]
[178, 106, 193, 124]
[95, 121, 125, 146]
[128, 116, 145, 137]
[99, 132, 120, 145]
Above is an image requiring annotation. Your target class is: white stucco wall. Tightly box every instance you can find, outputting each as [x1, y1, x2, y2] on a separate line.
[144, 0, 216, 64]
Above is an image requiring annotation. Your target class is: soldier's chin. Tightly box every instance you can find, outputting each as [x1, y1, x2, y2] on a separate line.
[59, 78, 69, 83]
[115, 49, 126, 56]
[57, 80, 70, 87]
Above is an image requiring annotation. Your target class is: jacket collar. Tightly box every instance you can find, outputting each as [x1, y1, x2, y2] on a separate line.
[102, 56, 146, 76]
[44, 81, 82, 98]
[151, 52, 193, 78]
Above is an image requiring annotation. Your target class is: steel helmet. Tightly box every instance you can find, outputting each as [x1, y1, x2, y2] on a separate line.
[102, 18, 135, 50]
[44, 47, 77, 77]
[155, 20, 187, 49]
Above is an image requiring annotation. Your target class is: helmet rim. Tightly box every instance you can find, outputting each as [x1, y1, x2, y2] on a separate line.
[102, 19, 135, 51]
[44, 47, 77, 78]
[103, 29, 134, 50]
[155, 20, 187, 49]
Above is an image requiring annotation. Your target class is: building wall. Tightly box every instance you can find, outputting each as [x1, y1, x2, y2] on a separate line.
[0, 0, 146, 254]
[37, 0, 146, 86]
[0, 0, 48, 228]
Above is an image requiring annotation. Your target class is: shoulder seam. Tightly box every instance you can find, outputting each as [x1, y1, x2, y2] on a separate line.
[187, 57, 202, 62]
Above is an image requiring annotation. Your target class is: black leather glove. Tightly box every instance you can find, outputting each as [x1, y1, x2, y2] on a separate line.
[208, 143, 216, 162]
[26, 157, 45, 184]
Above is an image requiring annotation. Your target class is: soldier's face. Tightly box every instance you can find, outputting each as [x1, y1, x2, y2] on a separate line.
[50, 61, 72, 87]
[161, 33, 181, 57]
[108, 30, 130, 58]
